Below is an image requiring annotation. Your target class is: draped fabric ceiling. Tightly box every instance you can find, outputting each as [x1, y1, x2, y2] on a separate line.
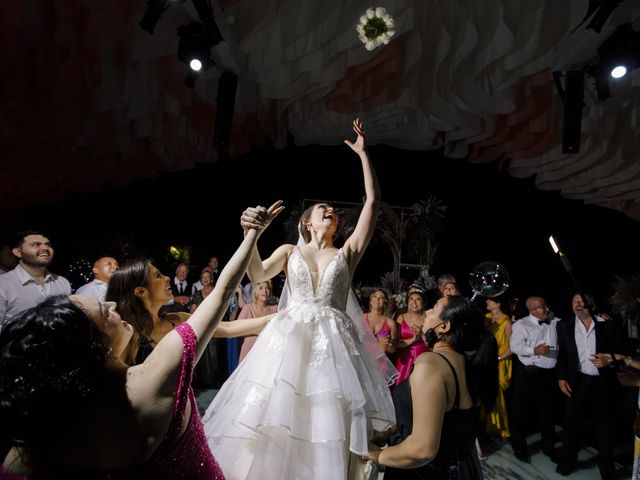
[2, 0, 640, 219]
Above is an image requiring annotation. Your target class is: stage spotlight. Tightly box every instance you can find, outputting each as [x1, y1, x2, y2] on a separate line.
[139, 0, 171, 35]
[610, 65, 627, 78]
[177, 22, 213, 87]
[590, 24, 640, 100]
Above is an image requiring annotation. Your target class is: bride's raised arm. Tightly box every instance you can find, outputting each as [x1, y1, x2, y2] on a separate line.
[342, 118, 380, 269]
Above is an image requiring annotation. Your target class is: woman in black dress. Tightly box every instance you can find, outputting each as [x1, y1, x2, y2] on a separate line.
[367, 295, 498, 479]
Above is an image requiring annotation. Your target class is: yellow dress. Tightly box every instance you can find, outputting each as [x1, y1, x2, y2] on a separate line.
[485, 313, 512, 439]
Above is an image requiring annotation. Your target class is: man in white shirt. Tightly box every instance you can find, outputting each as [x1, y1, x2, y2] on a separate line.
[0, 231, 71, 327]
[509, 296, 560, 464]
[555, 293, 625, 479]
[75, 256, 119, 302]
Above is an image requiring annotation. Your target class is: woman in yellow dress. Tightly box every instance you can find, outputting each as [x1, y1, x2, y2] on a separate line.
[485, 295, 512, 440]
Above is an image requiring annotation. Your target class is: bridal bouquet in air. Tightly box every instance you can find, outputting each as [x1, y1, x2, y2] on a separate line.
[356, 7, 395, 51]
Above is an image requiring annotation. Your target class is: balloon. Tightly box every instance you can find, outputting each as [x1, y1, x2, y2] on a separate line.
[469, 261, 510, 298]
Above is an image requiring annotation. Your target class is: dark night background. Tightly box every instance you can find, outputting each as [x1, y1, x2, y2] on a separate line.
[4, 142, 640, 321]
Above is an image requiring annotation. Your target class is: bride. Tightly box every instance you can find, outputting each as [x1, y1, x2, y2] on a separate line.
[202, 119, 396, 479]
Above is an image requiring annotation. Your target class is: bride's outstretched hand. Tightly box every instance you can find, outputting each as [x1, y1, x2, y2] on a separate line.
[240, 200, 285, 234]
[343, 118, 366, 154]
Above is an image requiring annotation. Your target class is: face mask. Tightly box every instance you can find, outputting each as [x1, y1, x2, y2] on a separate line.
[424, 322, 445, 349]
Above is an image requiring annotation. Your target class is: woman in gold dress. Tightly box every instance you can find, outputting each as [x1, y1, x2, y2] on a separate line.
[484, 295, 512, 440]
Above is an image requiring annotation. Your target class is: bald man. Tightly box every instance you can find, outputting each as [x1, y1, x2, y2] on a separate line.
[509, 296, 560, 464]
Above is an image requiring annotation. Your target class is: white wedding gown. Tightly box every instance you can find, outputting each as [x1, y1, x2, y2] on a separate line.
[202, 247, 395, 479]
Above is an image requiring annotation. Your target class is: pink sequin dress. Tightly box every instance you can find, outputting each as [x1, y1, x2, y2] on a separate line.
[142, 322, 226, 479]
[48, 322, 225, 479]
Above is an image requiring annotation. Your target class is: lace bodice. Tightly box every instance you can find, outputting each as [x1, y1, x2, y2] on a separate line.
[285, 247, 351, 310]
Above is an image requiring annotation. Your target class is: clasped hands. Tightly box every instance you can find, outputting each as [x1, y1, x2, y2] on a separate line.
[361, 426, 396, 464]
[241, 200, 285, 233]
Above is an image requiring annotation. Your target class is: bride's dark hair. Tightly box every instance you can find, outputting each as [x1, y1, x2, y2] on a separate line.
[298, 202, 337, 243]
[439, 295, 499, 411]
[0, 295, 107, 472]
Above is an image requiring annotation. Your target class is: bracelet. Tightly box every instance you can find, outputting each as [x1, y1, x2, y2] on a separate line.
[498, 356, 502, 361]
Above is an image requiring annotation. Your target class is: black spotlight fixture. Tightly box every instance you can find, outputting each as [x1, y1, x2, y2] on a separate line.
[139, 0, 172, 35]
[588, 24, 640, 101]
[177, 21, 213, 87]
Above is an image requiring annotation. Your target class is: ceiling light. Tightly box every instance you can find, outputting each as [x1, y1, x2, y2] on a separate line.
[177, 22, 212, 87]
[610, 65, 627, 78]
[587, 24, 640, 100]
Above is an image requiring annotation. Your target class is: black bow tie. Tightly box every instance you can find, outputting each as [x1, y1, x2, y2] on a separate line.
[538, 320, 550, 326]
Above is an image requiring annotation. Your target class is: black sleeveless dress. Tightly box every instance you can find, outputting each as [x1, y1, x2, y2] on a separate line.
[384, 353, 483, 480]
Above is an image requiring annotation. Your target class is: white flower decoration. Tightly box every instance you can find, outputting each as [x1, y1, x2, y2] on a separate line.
[356, 6, 395, 51]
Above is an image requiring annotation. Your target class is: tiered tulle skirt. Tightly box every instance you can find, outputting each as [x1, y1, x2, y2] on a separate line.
[202, 303, 395, 479]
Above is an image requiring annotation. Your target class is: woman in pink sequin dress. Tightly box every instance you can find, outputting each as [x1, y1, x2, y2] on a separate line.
[0, 203, 283, 478]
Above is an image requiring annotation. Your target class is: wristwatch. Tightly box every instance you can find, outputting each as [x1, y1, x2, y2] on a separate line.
[624, 356, 634, 367]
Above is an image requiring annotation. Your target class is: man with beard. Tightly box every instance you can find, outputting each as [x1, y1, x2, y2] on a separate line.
[0, 230, 71, 326]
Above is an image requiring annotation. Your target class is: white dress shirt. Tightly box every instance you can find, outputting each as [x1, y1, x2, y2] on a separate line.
[575, 316, 605, 376]
[510, 314, 560, 369]
[75, 279, 108, 302]
[0, 264, 72, 326]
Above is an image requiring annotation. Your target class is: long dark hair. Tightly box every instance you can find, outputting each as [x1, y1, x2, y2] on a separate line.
[0, 295, 107, 472]
[440, 295, 499, 411]
[105, 258, 153, 365]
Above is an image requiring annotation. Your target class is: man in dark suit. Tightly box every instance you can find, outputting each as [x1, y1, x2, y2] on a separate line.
[556, 293, 627, 479]
[161, 262, 193, 314]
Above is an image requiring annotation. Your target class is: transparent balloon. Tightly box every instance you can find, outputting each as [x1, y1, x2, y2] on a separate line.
[468, 261, 510, 299]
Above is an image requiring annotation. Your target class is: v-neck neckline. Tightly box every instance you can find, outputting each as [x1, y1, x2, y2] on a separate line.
[295, 246, 342, 297]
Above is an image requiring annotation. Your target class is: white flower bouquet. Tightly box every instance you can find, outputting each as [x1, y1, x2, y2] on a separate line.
[356, 7, 395, 51]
